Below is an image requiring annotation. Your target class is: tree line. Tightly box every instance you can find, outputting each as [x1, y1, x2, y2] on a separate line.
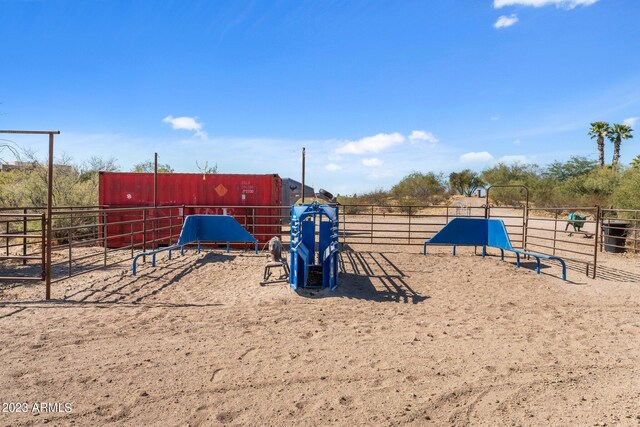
[0, 153, 220, 207]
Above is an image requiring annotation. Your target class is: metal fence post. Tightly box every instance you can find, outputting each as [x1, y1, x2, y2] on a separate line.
[142, 209, 147, 263]
[22, 208, 27, 265]
[68, 229, 72, 277]
[103, 210, 107, 266]
[552, 210, 558, 256]
[408, 206, 412, 244]
[370, 205, 374, 244]
[41, 214, 46, 281]
[593, 205, 601, 279]
[634, 211, 638, 254]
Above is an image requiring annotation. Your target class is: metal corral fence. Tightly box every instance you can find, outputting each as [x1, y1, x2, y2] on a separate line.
[0, 212, 46, 281]
[1, 203, 640, 298]
[525, 207, 600, 278]
[601, 208, 640, 254]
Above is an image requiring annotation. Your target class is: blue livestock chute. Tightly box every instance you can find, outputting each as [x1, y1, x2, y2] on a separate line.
[289, 201, 339, 291]
[423, 218, 567, 281]
[132, 215, 258, 275]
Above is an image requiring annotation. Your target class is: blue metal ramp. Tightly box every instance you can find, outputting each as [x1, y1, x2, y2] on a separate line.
[132, 215, 258, 275]
[424, 218, 566, 281]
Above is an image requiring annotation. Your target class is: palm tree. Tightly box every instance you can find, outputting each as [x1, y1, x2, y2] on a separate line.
[607, 124, 634, 169]
[631, 154, 640, 169]
[588, 121, 611, 167]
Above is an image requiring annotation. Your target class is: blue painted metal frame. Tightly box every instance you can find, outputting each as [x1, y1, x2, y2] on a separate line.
[423, 218, 567, 281]
[289, 202, 339, 291]
[132, 215, 258, 275]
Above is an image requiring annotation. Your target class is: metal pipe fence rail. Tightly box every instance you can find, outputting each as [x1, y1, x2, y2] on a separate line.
[601, 208, 640, 254]
[48, 206, 186, 283]
[3, 202, 640, 299]
[525, 207, 599, 279]
[0, 213, 46, 281]
[339, 204, 526, 248]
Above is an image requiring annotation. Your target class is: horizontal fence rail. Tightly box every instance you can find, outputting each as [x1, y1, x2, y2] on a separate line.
[3, 201, 640, 298]
[601, 209, 640, 255]
[526, 207, 599, 278]
[0, 212, 46, 281]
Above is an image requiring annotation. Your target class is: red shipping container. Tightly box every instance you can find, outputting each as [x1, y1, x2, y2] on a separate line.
[99, 172, 282, 248]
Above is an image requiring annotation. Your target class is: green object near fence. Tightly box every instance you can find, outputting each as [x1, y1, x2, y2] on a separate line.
[566, 213, 587, 233]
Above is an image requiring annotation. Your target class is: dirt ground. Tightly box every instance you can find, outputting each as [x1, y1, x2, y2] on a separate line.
[1, 243, 639, 427]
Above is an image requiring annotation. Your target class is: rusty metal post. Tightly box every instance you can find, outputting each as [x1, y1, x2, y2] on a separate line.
[370, 205, 374, 244]
[341, 206, 347, 247]
[0, 129, 59, 297]
[45, 132, 54, 300]
[631, 211, 638, 254]
[103, 210, 107, 266]
[5, 221, 9, 256]
[41, 214, 46, 280]
[446, 206, 449, 223]
[522, 205, 528, 250]
[592, 205, 601, 279]
[408, 206, 412, 244]
[169, 209, 173, 245]
[69, 208, 73, 275]
[552, 209, 558, 256]
[130, 223, 134, 259]
[22, 208, 27, 265]
[154, 152, 158, 208]
[142, 209, 147, 263]
[68, 229, 72, 277]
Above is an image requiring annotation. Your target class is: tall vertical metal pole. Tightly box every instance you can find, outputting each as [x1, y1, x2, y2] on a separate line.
[593, 205, 601, 279]
[22, 208, 27, 265]
[301, 148, 306, 205]
[154, 152, 158, 208]
[46, 132, 54, 300]
[153, 153, 158, 250]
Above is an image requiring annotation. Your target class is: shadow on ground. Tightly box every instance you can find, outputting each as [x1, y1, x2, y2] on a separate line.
[0, 252, 231, 318]
[312, 250, 430, 304]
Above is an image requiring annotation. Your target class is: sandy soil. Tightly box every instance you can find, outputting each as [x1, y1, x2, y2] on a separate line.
[1, 243, 639, 426]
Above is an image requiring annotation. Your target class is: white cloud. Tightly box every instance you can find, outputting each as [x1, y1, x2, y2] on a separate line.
[491, 115, 500, 121]
[494, 0, 598, 9]
[408, 130, 439, 144]
[513, 139, 522, 145]
[362, 158, 383, 167]
[162, 115, 208, 139]
[494, 14, 519, 28]
[367, 169, 395, 180]
[335, 132, 404, 155]
[498, 155, 528, 164]
[460, 151, 495, 163]
[623, 117, 638, 128]
[325, 163, 342, 171]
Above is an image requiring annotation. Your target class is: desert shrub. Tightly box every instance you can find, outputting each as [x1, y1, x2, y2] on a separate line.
[612, 168, 640, 210]
[449, 169, 485, 196]
[391, 172, 446, 203]
[481, 162, 540, 206]
[578, 167, 620, 206]
[543, 156, 598, 181]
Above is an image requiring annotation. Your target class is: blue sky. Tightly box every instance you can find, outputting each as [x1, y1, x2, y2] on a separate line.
[1, 0, 639, 195]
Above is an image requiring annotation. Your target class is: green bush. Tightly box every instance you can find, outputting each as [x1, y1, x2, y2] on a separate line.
[391, 172, 446, 203]
[612, 168, 640, 209]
